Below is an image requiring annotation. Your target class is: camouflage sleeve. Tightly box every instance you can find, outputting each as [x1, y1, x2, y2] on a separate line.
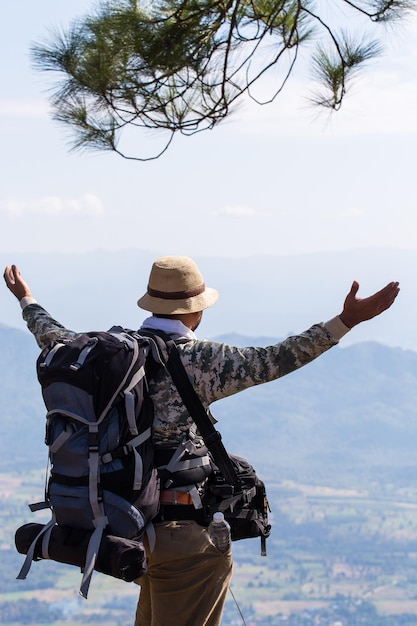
[179, 323, 338, 404]
[22, 304, 78, 349]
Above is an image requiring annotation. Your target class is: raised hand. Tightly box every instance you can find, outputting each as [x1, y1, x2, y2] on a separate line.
[339, 280, 400, 329]
[3, 265, 32, 301]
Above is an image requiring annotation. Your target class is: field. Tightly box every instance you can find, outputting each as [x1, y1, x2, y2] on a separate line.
[3, 470, 417, 624]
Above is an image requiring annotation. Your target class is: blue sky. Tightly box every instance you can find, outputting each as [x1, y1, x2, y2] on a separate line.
[1, 1, 417, 259]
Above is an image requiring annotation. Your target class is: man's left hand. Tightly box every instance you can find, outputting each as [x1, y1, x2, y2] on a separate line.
[339, 280, 400, 329]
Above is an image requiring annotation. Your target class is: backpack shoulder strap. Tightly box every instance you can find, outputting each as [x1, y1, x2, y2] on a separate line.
[145, 330, 241, 489]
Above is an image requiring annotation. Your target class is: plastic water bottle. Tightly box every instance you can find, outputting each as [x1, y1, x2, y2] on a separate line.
[208, 512, 231, 553]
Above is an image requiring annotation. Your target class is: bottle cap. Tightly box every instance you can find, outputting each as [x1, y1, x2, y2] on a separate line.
[213, 512, 225, 522]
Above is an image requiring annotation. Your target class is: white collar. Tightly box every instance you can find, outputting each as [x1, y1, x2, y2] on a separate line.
[140, 316, 197, 341]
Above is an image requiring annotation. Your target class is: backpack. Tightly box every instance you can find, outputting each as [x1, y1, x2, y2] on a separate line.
[15, 328, 271, 597]
[15, 327, 168, 598]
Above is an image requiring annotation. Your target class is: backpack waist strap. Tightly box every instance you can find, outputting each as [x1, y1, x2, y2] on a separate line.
[51, 473, 89, 487]
[154, 504, 200, 522]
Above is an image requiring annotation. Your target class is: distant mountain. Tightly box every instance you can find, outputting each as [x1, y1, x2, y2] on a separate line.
[0, 247, 414, 350]
[212, 338, 417, 485]
[0, 326, 44, 469]
[1, 324, 417, 486]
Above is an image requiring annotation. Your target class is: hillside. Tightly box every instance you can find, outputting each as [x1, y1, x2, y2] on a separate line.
[213, 339, 417, 484]
[0, 326, 44, 469]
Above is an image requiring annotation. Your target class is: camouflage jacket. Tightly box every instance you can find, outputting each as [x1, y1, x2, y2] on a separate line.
[22, 303, 345, 449]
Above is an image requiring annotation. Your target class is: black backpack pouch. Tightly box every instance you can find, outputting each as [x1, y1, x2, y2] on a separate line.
[197, 454, 271, 554]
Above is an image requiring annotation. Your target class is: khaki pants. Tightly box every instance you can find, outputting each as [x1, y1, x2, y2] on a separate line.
[135, 520, 233, 626]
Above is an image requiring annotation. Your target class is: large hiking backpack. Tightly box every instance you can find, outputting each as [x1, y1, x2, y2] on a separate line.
[15, 327, 271, 597]
[15, 327, 167, 598]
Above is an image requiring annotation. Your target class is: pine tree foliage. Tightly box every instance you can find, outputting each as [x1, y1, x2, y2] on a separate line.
[31, 0, 415, 160]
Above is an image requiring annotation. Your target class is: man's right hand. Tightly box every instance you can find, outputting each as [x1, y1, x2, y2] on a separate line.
[3, 265, 32, 301]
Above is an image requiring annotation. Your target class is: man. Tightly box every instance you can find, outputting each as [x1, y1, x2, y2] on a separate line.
[4, 257, 399, 626]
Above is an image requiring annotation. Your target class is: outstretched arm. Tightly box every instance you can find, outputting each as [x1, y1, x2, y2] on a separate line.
[339, 280, 400, 329]
[3, 264, 77, 348]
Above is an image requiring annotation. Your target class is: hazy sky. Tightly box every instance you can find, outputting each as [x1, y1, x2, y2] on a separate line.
[1, 1, 417, 260]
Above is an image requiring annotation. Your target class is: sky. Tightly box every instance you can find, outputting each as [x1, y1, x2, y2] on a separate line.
[1, 1, 417, 261]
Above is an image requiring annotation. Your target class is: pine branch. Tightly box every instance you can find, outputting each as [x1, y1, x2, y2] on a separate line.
[31, 0, 416, 160]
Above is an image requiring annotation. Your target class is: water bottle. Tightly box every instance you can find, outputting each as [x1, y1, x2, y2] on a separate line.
[208, 512, 231, 553]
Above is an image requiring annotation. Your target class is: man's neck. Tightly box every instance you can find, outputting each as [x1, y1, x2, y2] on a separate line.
[140, 316, 197, 340]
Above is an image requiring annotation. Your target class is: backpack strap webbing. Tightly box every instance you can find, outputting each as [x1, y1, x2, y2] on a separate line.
[155, 334, 242, 491]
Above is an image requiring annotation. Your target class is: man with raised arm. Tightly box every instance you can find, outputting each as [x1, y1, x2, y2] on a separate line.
[4, 258, 399, 626]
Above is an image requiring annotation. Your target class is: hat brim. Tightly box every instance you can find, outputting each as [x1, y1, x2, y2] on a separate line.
[137, 287, 219, 314]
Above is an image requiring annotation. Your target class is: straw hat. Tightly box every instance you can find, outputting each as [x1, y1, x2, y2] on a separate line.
[137, 256, 219, 314]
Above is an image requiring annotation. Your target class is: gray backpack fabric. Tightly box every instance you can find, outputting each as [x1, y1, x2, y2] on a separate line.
[17, 327, 167, 598]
